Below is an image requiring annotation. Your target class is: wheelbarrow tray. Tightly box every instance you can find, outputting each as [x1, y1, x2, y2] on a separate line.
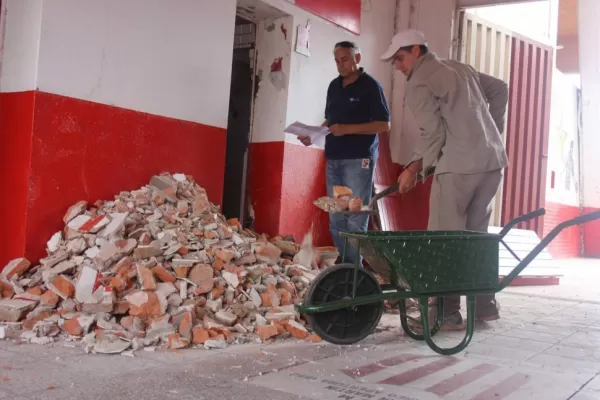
[343, 230, 500, 295]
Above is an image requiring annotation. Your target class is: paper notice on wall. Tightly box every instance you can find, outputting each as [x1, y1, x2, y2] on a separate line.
[295, 20, 311, 57]
[284, 121, 329, 147]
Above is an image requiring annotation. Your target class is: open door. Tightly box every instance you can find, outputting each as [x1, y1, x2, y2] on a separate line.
[222, 17, 256, 221]
[454, 10, 553, 238]
[454, 11, 512, 227]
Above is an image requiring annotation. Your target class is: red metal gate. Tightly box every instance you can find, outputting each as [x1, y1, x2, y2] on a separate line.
[502, 33, 554, 236]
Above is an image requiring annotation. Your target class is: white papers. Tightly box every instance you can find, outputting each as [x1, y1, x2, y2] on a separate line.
[284, 121, 329, 147]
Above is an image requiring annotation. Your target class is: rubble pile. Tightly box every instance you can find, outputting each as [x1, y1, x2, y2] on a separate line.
[0, 173, 339, 354]
[313, 186, 365, 213]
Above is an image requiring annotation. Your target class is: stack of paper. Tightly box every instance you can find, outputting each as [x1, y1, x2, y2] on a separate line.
[284, 121, 330, 147]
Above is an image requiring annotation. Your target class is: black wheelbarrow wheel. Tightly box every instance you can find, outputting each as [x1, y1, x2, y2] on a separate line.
[304, 264, 383, 345]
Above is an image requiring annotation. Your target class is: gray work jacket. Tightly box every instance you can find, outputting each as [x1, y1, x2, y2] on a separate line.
[406, 53, 509, 176]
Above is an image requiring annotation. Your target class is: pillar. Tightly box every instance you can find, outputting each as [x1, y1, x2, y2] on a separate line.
[578, 0, 600, 257]
[379, 0, 456, 231]
[0, 0, 42, 266]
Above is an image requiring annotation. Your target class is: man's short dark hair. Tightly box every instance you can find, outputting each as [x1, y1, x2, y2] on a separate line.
[334, 41, 360, 55]
[398, 44, 428, 56]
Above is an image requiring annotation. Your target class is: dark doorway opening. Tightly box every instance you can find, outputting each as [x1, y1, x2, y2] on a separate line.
[222, 16, 256, 221]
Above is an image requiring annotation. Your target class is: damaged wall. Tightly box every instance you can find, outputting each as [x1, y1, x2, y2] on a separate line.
[0, 0, 237, 266]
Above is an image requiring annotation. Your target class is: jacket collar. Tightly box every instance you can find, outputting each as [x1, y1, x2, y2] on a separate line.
[407, 53, 435, 81]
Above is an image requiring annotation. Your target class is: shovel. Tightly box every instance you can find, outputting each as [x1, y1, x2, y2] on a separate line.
[334, 183, 400, 215]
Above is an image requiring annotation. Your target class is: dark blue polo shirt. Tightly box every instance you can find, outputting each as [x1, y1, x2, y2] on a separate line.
[324, 68, 390, 160]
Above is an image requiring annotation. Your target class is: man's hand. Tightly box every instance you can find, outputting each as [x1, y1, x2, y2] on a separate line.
[329, 124, 348, 137]
[298, 136, 312, 146]
[397, 169, 418, 193]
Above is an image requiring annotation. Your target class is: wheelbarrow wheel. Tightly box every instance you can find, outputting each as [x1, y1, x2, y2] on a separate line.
[304, 264, 383, 345]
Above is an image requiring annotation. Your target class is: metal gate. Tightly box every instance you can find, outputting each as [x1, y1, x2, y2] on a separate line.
[454, 11, 512, 226]
[502, 32, 553, 236]
[454, 11, 553, 236]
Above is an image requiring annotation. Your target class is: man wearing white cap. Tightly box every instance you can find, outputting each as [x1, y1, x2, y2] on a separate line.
[381, 29, 509, 330]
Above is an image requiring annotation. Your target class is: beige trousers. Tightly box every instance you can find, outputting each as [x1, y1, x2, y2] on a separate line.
[428, 170, 503, 316]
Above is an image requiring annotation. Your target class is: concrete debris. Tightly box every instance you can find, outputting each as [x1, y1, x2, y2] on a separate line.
[0, 173, 331, 354]
[313, 185, 365, 213]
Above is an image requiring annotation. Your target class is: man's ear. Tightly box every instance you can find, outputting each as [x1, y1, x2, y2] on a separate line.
[355, 53, 362, 64]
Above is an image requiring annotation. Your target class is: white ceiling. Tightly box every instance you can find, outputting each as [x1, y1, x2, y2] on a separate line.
[236, 0, 288, 22]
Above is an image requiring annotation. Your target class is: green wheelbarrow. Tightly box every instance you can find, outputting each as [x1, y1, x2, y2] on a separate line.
[295, 206, 600, 356]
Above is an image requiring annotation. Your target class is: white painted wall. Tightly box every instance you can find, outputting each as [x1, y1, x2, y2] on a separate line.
[36, 0, 237, 128]
[0, 0, 43, 93]
[250, 0, 396, 146]
[251, 15, 293, 144]
[579, 0, 600, 208]
[546, 69, 580, 206]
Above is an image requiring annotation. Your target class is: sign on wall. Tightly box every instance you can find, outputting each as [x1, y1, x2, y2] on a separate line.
[295, 20, 311, 57]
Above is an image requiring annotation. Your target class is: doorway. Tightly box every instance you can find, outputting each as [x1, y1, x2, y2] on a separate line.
[222, 16, 256, 221]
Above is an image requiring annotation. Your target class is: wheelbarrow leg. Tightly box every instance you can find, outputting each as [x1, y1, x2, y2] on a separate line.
[420, 296, 475, 356]
[399, 298, 444, 340]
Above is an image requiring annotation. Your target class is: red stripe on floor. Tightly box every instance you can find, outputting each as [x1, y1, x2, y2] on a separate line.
[471, 372, 530, 400]
[378, 357, 460, 386]
[341, 354, 424, 378]
[426, 363, 498, 396]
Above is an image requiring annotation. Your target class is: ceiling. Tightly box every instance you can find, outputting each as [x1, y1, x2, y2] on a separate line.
[556, 0, 578, 73]
[558, 0, 577, 37]
[236, 0, 288, 23]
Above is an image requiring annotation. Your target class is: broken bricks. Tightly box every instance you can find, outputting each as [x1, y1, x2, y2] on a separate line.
[0, 172, 325, 354]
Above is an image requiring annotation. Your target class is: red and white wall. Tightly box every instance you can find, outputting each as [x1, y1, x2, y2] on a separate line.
[545, 70, 582, 258]
[579, 0, 600, 257]
[0, 0, 237, 267]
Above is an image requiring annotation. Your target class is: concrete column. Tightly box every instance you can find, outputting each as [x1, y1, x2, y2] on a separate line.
[376, 0, 455, 231]
[578, 0, 600, 256]
[0, 0, 43, 266]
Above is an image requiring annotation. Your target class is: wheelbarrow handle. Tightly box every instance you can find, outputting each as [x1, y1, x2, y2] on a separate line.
[498, 209, 600, 290]
[498, 208, 546, 238]
[369, 183, 399, 207]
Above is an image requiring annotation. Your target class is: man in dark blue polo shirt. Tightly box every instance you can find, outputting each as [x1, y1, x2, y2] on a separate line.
[299, 41, 391, 265]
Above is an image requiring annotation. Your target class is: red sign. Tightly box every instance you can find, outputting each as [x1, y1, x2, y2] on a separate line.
[294, 0, 361, 35]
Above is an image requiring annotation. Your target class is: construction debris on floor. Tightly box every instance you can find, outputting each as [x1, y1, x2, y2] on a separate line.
[0, 173, 339, 354]
[313, 186, 364, 213]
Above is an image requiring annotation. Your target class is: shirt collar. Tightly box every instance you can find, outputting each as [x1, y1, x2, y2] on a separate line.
[338, 67, 365, 86]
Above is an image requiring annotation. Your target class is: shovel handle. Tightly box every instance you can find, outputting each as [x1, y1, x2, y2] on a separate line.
[369, 183, 399, 207]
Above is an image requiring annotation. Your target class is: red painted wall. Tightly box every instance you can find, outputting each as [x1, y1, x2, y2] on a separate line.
[295, 0, 362, 35]
[248, 141, 331, 245]
[543, 202, 581, 258]
[583, 206, 600, 257]
[249, 130, 432, 250]
[279, 142, 331, 245]
[0, 91, 36, 268]
[248, 141, 285, 237]
[1, 91, 227, 266]
[375, 131, 431, 231]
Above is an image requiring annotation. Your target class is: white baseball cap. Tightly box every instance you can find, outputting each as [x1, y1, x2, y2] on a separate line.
[380, 29, 427, 61]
